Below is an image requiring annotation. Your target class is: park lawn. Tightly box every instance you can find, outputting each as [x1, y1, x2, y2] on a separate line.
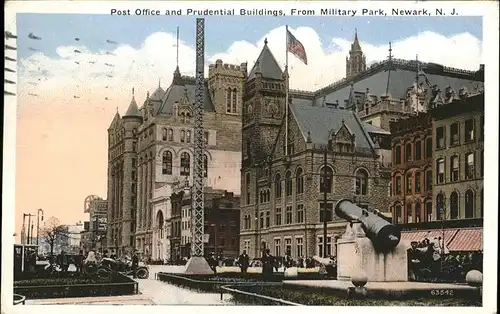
[14, 275, 128, 287]
[239, 286, 481, 306]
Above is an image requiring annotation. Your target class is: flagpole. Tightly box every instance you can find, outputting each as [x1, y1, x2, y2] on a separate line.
[285, 25, 289, 156]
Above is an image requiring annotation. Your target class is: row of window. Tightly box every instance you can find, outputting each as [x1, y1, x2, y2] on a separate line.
[393, 170, 432, 195]
[245, 167, 370, 205]
[435, 116, 483, 149]
[436, 151, 483, 184]
[393, 137, 433, 165]
[242, 203, 337, 229]
[161, 151, 208, 177]
[393, 202, 433, 224]
[242, 236, 334, 259]
[436, 189, 483, 220]
[161, 128, 210, 144]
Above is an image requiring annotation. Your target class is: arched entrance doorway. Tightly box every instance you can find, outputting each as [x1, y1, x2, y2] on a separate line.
[153, 210, 164, 261]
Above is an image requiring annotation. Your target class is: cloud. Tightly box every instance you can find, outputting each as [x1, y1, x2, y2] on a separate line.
[15, 25, 482, 226]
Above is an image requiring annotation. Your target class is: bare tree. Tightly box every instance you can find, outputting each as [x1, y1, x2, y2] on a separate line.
[41, 220, 69, 257]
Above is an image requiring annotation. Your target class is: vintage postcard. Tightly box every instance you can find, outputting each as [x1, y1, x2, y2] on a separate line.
[2, 1, 498, 313]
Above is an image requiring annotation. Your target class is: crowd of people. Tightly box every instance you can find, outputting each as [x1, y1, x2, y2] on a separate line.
[407, 237, 483, 282]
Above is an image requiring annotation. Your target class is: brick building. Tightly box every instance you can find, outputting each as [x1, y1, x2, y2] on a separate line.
[390, 112, 434, 224]
[169, 185, 240, 261]
[431, 91, 484, 221]
[240, 33, 484, 260]
[106, 59, 245, 256]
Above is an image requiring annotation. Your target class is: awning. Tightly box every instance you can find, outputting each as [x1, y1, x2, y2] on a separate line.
[447, 228, 483, 252]
[401, 229, 458, 246]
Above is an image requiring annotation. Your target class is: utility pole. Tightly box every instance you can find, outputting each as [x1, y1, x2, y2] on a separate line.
[322, 147, 328, 258]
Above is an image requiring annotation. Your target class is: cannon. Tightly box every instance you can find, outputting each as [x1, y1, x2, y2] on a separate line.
[335, 199, 401, 253]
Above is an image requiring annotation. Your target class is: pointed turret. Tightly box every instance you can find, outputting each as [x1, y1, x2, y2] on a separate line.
[352, 28, 361, 51]
[124, 87, 141, 118]
[247, 38, 283, 81]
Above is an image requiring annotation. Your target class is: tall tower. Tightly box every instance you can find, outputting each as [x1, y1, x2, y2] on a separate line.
[121, 89, 142, 253]
[208, 59, 247, 116]
[346, 29, 367, 79]
[242, 39, 286, 167]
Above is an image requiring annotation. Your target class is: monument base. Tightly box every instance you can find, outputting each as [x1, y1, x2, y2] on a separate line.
[184, 256, 214, 275]
[337, 222, 409, 282]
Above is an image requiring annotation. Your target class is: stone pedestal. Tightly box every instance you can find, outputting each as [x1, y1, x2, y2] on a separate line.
[337, 222, 408, 282]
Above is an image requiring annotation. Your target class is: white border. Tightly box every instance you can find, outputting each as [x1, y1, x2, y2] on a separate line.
[2, 1, 498, 314]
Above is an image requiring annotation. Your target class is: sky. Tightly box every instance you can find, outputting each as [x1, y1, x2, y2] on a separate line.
[12, 14, 483, 234]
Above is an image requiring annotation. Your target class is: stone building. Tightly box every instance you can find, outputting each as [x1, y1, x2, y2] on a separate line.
[169, 185, 240, 261]
[390, 112, 434, 224]
[430, 91, 484, 221]
[106, 60, 245, 257]
[292, 33, 484, 132]
[240, 33, 484, 260]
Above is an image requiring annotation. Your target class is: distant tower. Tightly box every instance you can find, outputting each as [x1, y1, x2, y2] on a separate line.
[208, 59, 247, 116]
[346, 29, 367, 79]
[121, 88, 142, 252]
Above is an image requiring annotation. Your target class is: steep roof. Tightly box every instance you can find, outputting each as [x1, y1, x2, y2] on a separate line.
[290, 102, 376, 154]
[351, 29, 362, 51]
[157, 76, 215, 115]
[150, 86, 165, 101]
[108, 111, 121, 130]
[290, 59, 484, 107]
[247, 40, 283, 81]
[124, 95, 141, 118]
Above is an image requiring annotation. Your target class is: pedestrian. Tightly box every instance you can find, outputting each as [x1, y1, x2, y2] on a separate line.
[238, 250, 249, 273]
[131, 250, 139, 279]
[261, 249, 274, 279]
[58, 250, 69, 273]
[75, 250, 85, 274]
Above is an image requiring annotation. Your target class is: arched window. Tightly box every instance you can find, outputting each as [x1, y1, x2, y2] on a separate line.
[406, 203, 413, 223]
[203, 154, 208, 178]
[156, 211, 164, 238]
[185, 112, 191, 124]
[285, 171, 292, 196]
[319, 166, 333, 193]
[450, 155, 459, 182]
[415, 202, 421, 222]
[168, 129, 174, 141]
[180, 130, 186, 143]
[450, 191, 459, 219]
[162, 128, 168, 141]
[226, 88, 232, 113]
[162, 151, 172, 175]
[425, 201, 432, 222]
[186, 130, 191, 143]
[425, 169, 432, 191]
[180, 152, 190, 176]
[394, 145, 401, 165]
[395, 204, 402, 224]
[355, 169, 369, 195]
[414, 171, 421, 193]
[465, 153, 475, 179]
[405, 143, 412, 162]
[274, 173, 282, 199]
[436, 193, 444, 220]
[232, 88, 237, 113]
[465, 189, 474, 218]
[180, 112, 186, 124]
[406, 172, 412, 194]
[296, 167, 304, 194]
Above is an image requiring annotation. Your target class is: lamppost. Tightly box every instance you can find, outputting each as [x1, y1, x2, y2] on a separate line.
[254, 216, 260, 257]
[25, 214, 35, 245]
[318, 134, 333, 258]
[36, 208, 44, 246]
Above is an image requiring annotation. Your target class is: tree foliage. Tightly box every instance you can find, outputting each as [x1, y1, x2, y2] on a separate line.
[41, 220, 68, 256]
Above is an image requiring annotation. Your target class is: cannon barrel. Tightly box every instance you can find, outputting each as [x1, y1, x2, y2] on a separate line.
[334, 199, 401, 252]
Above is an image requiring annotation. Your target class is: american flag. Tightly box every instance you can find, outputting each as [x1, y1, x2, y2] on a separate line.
[287, 29, 308, 65]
